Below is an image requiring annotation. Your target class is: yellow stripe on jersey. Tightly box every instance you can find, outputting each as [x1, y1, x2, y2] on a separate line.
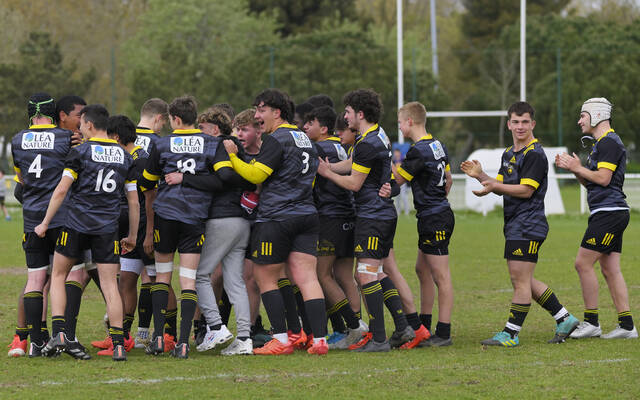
[64, 168, 78, 180]
[520, 178, 540, 189]
[352, 163, 371, 174]
[496, 174, 504, 182]
[597, 162, 617, 172]
[213, 161, 232, 171]
[14, 166, 21, 174]
[228, 153, 271, 184]
[445, 164, 451, 172]
[143, 169, 160, 182]
[396, 166, 413, 181]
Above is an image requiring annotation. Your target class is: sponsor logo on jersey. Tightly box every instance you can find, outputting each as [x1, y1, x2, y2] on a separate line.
[290, 130, 312, 148]
[91, 145, 124, 163]
[21, 131, 55, 150]
[135, 135, 151, 152]
[334, 143, 348, 161]
[377, 128, 391, 149]
[509, 156, 516, 164]
[171, 136, 204, 153]
[429, 140, 446, 160]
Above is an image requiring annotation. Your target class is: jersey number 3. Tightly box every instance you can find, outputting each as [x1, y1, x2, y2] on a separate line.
[301, 151, 310, 174]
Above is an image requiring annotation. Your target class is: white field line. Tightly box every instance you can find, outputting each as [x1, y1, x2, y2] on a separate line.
[32, 358, 631, 387]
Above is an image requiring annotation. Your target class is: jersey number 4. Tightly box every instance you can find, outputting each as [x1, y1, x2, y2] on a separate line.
[28, 154, 43, 178]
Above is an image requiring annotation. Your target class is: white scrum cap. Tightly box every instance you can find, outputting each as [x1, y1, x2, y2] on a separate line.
[581, 97, 612, 127]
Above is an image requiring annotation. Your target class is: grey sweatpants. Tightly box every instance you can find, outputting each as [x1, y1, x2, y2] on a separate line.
[196, 217, 251, 337]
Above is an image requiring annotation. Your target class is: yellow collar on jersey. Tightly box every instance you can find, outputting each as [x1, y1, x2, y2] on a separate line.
[173, 129, 202, 134]
[129, 146, 142, 155]
[361, 123, 379, 139]
[321, 136, 341, 142]
[418, 134, 433, 141]
[136, 128, 154, 134]
[29, 124, 57, 129]
[89, 137, 118, 144]
[276, 123, 298, 130]
[597, 129, 615, 142]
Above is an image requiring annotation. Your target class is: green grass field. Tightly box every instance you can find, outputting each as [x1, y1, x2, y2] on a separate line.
[1, 203, 639, 399]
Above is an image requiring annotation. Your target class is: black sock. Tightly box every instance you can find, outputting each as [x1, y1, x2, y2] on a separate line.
[138, 283, 153, 329]
[261, 289, 287, 335]
[405, 312, 422, 331]
[24, 291, 43, 345]
[123, 314, 135, 339]
[64, 281, 84, 341]
[584, 309, 599, 326]
[151, 283, 169, 339]
[41, 321, 49, 342]
[88, 269, 102, 294]
[536, 287, 568, 323]
[277, 279, 301, 333]
[436, 321, 451, 339]
[362, 281, 386, 342]
[335, 298, 360, 330]
[420, 314, 432, 332]
[109, 326, 124, 347]
[165, 308, 178, 338]
[380, 277, 408, 331]
[52, 315, 66, 336]
[15, 326, 29, 341]
[305, 299, 328, 339]
[328, 304, 347, 333]
[503, 303, 530, 338]
[618, 311, 634, 330]
[179, 290, 197, 345]
[254, 314, 265, 332]
[218, 289, 232, 326]
[293, 285, 312, 335]
[355, 310, 362, 320]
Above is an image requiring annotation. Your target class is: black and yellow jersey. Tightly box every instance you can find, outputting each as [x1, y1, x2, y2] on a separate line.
[63, 138, 136, 234]
[11, 124, 73, 231]
[313, 136, 355, 218]
[134, 126, 160, 154]
[497, 139, 548, 241]
[585, 130, 628, 213]
[351, 124, 396, 220]
[396, 134, 451, 217]
[119, 146, 149, 223]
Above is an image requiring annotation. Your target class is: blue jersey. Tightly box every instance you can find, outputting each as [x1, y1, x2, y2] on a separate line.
[11, 125, 73, 231]
[397, 134, 451, 218]
[313, 137, 355, 218]
[497, 139, 548, 241]
[252, 124, 318, 222]
[63, 138, 136, 234]
[585, 130, 628, 213]
[351, 124, 396, 220]
[140, 129, 217, 225]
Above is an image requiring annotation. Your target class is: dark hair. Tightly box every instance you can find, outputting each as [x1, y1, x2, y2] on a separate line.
[107, 115, 137, 145]
[334, 112, 348, 131]
[253, 89, 294, 122]
[212, 103, 235, 120]
[79, 104, 109, 131]
[343, 89, 383, 124]
[306, 94, 334, 109]
[28, 92, 56, 123]
[56, 95, 86, 121]
[198, 107, 232, 136]
[169, 96, 198, 126]
[305, 106, 337, 135]
[295, 102, 314, 119]
[140, 98, 169, 119]
[507, 101, 535, 120]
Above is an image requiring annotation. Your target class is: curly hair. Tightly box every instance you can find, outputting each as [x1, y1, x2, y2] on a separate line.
[342, 89, 382, 124]
[198, 107, 232, 136]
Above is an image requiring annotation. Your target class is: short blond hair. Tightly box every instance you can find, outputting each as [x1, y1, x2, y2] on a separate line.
[398, 101, 426, 126]
[233, 108, 259, 129]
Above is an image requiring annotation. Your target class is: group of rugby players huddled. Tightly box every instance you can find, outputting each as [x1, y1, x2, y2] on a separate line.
[7, 88, 635, 361]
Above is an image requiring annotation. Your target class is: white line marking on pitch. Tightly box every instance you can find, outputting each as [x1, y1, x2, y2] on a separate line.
[36, 358, 631, 387]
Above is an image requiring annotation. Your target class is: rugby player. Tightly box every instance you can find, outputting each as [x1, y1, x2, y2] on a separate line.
[36, 104, 139, 361]
[462, 101, 579, 347]
[11, 94, 73, 357]
[303, 106, 368, 349]
[556, 98, 637, 339]
[318, 89, 414, 352]
[138, 96, 217, 358]
[223, 89, 329, 355]
[393, 101, 453, 347]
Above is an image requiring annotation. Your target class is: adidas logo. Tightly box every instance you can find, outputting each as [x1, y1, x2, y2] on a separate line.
[586, 237, 596, 245]
[252, 250, 258, 257]
[510, 156, 516, 163]
[512, 248, 523, 256]
[354, 244, 363, 252]
[423, 239, 431, 244]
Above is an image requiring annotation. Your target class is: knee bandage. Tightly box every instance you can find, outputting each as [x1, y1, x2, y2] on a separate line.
[155, 262, 174, 273]
[356, 262, 382, 276]
[179, 266, 197, 280]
